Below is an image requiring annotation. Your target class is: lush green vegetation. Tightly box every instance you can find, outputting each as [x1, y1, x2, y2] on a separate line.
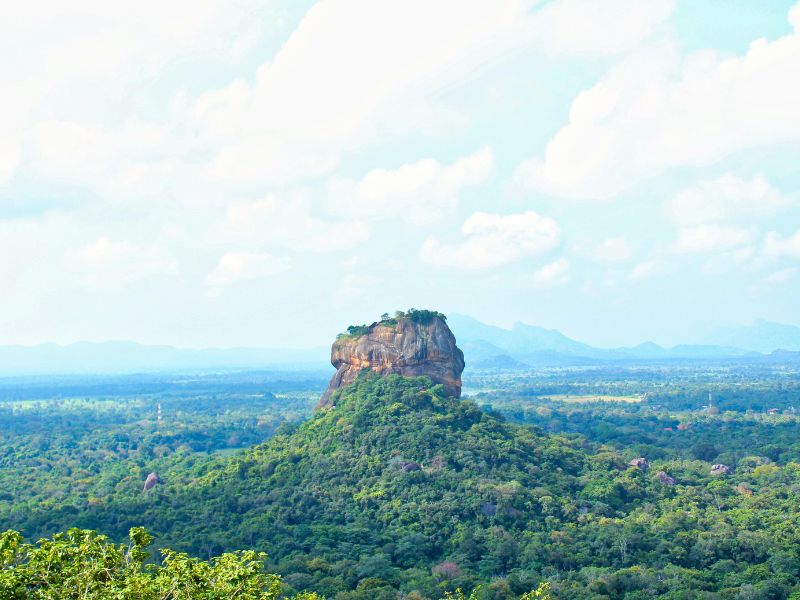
[0, 526, 548, 599]
[338, 308, 448, 339]
[4, 365, 800, 598]
[0, 375, 320, 533]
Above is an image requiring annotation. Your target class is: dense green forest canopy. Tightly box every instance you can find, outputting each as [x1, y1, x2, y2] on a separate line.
[1, 526, 549, 599]
[3, 365, 800, 598]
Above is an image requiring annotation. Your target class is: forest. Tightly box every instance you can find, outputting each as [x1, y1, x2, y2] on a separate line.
[2, 364, 800, 599]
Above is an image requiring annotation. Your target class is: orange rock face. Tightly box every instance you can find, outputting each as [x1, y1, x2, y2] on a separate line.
[319, 315, 465, 406]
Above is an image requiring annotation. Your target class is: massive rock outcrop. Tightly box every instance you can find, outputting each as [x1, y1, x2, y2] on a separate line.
[319, 311, 465, 407]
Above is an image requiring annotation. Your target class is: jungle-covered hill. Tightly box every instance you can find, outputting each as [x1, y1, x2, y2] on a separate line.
[11, 374, 800, 598]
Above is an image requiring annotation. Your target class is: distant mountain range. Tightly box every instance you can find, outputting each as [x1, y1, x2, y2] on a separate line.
[446, 314, 800, 369]
[0, 342, 329, 376]
[702, 319, 800, 354]
[1, 316, 798, 375]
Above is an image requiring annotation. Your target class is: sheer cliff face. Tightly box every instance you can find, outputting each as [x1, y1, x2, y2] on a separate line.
[320, 316, 465, 406]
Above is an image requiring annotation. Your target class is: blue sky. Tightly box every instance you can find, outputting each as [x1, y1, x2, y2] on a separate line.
[1, 0, 799, 349]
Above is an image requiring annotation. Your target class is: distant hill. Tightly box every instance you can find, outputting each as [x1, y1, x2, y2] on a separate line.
[0, 341, 329, 375]
[447, 314, 595, 357]
[447, 313, 767, 368]
[2, 314, 799, 376]
[703, 319, 800, 353]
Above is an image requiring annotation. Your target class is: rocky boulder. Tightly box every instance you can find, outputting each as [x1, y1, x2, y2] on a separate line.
[655, 471, 676, 486]
[398, 460, 422, 472]
[143, 472, 163, 493]
[629, 457, 650, 471]
[319, 311, 465, 407]
[710, 464, 733, 476]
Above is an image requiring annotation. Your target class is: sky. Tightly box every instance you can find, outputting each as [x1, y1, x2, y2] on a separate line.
[1, 0, 799, 350]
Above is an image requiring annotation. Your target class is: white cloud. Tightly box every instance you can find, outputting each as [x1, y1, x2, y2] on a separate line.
[0, 0, 677, 194]
[189, 0, 675, 186]
[224, 195, 369, 253]
[0, 0, 235, 185]
[71, 236, 177, 290]
[206, 251, 290, 287]
[0, 139, 21, 182]
[630, 260, 658, 280]
[27, 119, 169, 191]
[530, 0, 673, 57]
[420, 211, 560, 269]
[78, 236, 134, 267]
[330, 148, 493, 225]
[533, 257, 570, 287]
[332, 272, 376, 307]
[763, 230, 800, 260]
[516, 4, 800, 199]
[667, 174, 791, 226]
[672, 225, 752, 254]
[594, 236, 633, 262]
[764, 267, 797, 284]
[189, 1, 533, 184]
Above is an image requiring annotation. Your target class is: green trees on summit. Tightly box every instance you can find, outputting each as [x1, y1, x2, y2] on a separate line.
[339, 309, 448, 338]
[396, 308, 447, 324]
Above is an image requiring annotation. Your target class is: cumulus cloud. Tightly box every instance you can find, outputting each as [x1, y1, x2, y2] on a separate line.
[330, 148, 493, 225]
[630, 260, 658, 280]
[515, 3, 800, 199]
[189, 0, 676, 185]
[0, 0, 235, 186]
[763, 230, 800, 260]
[224, 195, 369, 253]
[189, 1, 533, 184]
[206, 251, 291, 287]
[71, 236, 177, 290]
[667, 174, 791, 226]
[533, 258, 570, 287]
[593, 237, 633, 262]
[764, 267, 797, 285]
[671, 225, 752, 254]
[530, 0, 673, 57]
[420, 211, 560, 269]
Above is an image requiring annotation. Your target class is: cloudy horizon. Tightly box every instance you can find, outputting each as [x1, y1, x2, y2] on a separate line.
[2, 0, 799, 350]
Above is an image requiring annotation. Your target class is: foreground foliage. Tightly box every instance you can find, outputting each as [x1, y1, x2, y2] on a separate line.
[0, 527, 546, 600]
[0, 527, 316, 599]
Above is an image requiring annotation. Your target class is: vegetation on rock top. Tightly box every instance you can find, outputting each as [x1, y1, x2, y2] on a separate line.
[338, 309, 448, 339]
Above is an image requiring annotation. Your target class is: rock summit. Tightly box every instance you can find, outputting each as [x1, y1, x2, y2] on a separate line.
[319, 310, 465, 407]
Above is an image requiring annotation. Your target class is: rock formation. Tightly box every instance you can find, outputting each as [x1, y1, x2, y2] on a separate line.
[710, 464, 733, 476]
[655, 471, 676, 486]
[143, 472, 163, 493]
[320, 311, 465, 407]
[629, 457, 650, 471]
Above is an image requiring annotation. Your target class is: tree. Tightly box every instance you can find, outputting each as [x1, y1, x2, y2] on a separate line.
[0, 527, 321, 599]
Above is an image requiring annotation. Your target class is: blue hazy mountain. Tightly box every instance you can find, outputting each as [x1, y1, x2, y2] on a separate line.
[1, 315, 797, 376]
[0, 341, 329, 375]
[702, 319, 800, 353]
[447, 313, 768, 368]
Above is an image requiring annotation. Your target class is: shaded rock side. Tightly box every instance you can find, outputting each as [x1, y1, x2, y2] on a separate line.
[320, 315, 465, 406]
[143, 472, 163, 493]
[655, 471, 676, 486]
